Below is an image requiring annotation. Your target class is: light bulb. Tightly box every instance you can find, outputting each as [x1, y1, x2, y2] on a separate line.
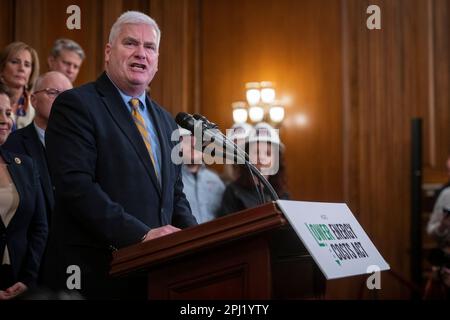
[232, 101, 248, 124]
[260, 82, 275, 104]
[245, 82, 261, 105]
[233, 108, 248, 123]
[249, 105, 265, 123]
[269, 106, 285, 123]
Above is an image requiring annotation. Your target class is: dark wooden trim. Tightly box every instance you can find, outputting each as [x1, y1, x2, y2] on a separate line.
[111, 202, 286, 276]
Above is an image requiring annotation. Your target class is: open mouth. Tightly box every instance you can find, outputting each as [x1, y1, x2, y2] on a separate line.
[130, 63, 147, 71]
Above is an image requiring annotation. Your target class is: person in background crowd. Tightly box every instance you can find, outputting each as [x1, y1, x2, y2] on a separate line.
[3, 71, 73, 223]
[0, 42, 40, 130]
[0, 82, 47, 300]
[427, 187, 450, 282]
[221, 122, 253, 184]
[179, 127, 225, 223]
[219, 122, 289, 216]
[47, 38, 85, 84]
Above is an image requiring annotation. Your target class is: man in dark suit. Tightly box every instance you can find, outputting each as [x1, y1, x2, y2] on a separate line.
[3, 71, 72, 222]
[42, 11, 197, 299]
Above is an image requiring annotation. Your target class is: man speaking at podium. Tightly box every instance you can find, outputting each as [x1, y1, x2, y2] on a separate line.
[42, 11, 197, 299]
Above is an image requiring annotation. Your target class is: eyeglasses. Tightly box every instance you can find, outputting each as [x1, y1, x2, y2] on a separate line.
[34, 88, 62, 97]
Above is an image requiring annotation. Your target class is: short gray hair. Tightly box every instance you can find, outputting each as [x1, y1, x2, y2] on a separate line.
[50, 38, 85, 60]
[34, 71, 70, 91]
[109, 11, 161, 50]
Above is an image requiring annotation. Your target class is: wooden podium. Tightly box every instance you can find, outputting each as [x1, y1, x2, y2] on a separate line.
[110, 202, 325, 299]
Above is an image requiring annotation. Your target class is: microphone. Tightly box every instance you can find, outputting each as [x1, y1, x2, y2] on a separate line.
[175, 112, 279, 202]
[175, 112, 196, 132]
[175, 112, 225, 152]
[193, 113, 218, 129]
[191, 113, 248, 161]
[175, 112, 242, 161]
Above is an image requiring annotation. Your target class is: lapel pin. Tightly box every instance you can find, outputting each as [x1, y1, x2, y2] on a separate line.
[14, 157, 21, 165]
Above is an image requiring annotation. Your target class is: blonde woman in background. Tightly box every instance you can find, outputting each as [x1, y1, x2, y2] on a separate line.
[0, 42, 40, 131]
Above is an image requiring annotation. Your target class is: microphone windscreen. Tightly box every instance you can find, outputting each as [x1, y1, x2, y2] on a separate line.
[175, 112, 195, 133]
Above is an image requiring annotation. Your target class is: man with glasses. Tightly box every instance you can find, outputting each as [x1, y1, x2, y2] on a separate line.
[3, 71, 72, 223]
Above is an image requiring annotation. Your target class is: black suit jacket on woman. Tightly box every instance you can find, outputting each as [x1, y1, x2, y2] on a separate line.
[3, 123, 54, 223]
[0, 148, 48, 287]
[42, 72, 197, 299]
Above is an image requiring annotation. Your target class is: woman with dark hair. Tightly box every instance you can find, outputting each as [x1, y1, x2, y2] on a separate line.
[219, 123, 289, 216]
[0, 82, 47, 300]
[0, 42, 40, 130]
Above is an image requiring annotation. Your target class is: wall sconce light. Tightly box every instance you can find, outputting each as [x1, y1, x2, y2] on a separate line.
[260, 81, 275, 104]
[232, 101, 248, 124]
[269, 104, 285, 123]
[245, 82, 261, 106]
[232, 81, 285, 126]
[248, 105, 265, 122]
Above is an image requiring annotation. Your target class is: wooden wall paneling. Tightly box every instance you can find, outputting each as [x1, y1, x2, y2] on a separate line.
[98, 0, 124, 79]
[13, 0, 112, 87]
[147, 0, 164, 105]
[402, 0, 437, 171]
[341, 0, 361, 218]
[0, 0, 15, 49]
[339, 0, 364, 300]
[122, 0, 149, 13]
[432, 0, 450, 170]
[6, 0, 198, 112]
[200, 0, 344, 202]
[80, 0, 108, 84]
[341, 0, 434, 299]
[341, 0, 404, 299]
[14, 0, 46, 75]
[4, 0, 447, 300]
[148, 0, 199, 116]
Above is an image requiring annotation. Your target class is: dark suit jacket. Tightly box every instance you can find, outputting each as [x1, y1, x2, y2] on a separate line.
[3, 123, 54, 222]
[42, 72, 197, 299]
[0, 148, 48, 288]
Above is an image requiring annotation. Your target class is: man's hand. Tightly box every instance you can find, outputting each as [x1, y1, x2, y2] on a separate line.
[142, 225, 181, 242]
[0, 282, 28, 300]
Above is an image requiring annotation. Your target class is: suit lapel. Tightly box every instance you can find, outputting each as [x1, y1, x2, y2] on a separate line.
[95, 73, 161, 196]
[0, 149, 25, 229]
[22, 125, 54, 208]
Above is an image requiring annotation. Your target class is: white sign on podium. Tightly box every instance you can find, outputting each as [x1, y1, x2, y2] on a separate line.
[277, 200, 390, 280]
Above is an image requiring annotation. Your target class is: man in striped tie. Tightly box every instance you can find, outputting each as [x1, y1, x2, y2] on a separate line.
[43, 11, 198, 299]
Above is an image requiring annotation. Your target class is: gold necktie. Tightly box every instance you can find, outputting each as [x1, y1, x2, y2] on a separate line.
[129, 98, 159, 180]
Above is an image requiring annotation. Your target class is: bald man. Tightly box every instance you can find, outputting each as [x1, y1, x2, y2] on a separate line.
[3, 71, 73, 222]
